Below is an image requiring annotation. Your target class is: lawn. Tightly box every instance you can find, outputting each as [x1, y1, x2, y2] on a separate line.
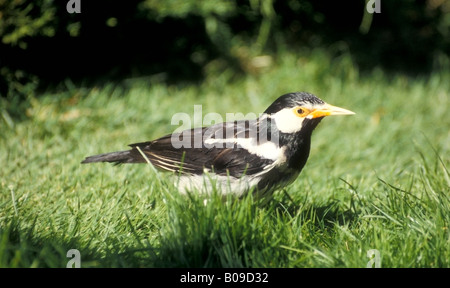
[1, 51, 449, 268]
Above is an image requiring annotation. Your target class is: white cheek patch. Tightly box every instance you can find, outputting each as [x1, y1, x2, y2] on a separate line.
[272, 108, 305, 133]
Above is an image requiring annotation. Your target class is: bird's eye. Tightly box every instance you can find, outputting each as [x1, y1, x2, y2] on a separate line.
[294, 107, 309, 117]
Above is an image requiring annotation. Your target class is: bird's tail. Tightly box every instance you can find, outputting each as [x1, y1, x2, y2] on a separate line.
[81, 150, 145, 164]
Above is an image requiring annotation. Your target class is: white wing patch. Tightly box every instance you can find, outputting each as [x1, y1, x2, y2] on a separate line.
[204, 137, 285, 162]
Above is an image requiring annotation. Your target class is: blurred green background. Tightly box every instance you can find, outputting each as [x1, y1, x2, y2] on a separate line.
[1, 0, 449, 104]
[1, 0, 449, 268]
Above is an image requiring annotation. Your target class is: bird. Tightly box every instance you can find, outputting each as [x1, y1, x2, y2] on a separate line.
[81, 92, 354, 201]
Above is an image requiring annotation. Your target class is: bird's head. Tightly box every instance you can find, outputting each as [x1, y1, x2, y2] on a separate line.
[264, 92, 355, 134]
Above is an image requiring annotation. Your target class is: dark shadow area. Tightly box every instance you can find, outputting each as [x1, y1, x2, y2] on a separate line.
[1, 1, 216, 93]
[275, 0, 449, 74]
[0, 220, 95, 268]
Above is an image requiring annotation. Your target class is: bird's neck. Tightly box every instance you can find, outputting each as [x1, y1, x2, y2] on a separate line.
[280, 118, 322, 171]
[257, 115, 321, 171]
[282, 131, 312, 171]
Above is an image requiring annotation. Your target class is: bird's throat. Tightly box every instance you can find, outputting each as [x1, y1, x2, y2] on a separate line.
[283, 117, 322, 171]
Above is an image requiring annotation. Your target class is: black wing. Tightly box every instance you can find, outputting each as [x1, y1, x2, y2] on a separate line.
[131, 119, 275, 177]
[82, 118, 276, 178]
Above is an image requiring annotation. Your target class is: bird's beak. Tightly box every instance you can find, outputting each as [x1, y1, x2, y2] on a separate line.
[309, 103, 355, 119]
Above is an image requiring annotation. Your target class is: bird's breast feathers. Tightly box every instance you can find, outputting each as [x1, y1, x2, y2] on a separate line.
[175, 161, 295, 197]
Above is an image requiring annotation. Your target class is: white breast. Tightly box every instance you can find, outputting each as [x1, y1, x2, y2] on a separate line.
[175, 173, 263, 197]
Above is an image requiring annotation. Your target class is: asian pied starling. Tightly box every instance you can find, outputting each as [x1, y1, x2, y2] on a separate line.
[81, 92, 354, 200]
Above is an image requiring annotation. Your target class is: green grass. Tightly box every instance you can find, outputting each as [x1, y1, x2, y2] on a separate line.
[1, 50, 449, 267]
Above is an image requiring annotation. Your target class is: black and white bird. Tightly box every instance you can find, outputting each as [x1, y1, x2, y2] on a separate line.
[82, 92, 354, 200]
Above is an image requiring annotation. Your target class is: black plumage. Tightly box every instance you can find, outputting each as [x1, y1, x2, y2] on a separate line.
[82, 119, 275, 177]
[82, 92, 354, 199]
